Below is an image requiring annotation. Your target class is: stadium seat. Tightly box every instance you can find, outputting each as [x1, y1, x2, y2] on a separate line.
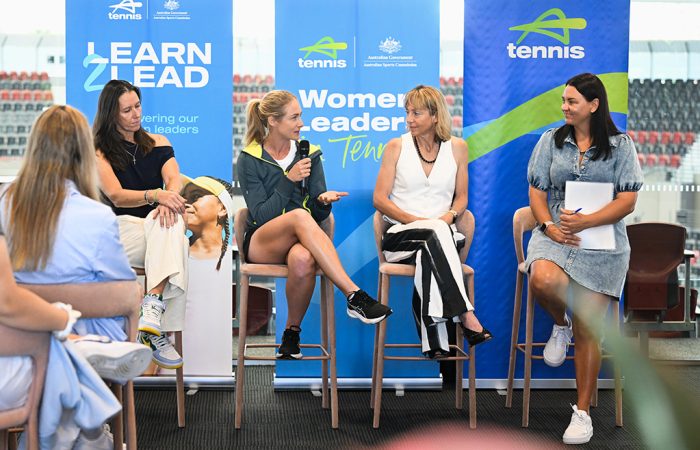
[637, 130, 647, 145]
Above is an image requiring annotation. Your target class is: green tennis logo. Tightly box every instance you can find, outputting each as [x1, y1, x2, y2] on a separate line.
[298, 36, 349, 69]
[507, 8, 586, 59]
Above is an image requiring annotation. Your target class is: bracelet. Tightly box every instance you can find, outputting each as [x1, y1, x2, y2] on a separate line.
[52, 302, 81, 341]
[317, 196, 329, 206]
[448, 209, 458, 220]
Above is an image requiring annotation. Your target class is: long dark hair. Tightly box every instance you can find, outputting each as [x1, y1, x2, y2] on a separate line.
[554, 73, 621, 161]
[93, 80, 155, 171]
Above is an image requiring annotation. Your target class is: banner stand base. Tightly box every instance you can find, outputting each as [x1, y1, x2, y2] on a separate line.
[134, 375, 235, 390]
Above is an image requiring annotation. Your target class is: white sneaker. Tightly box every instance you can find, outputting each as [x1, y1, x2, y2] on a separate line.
[74, 424, 114, 450]
[543, 314, 573, 367]
[139, 332, 183, 369]
[563, 404, 593, 444]
[138, 294, 165, 336]
[73, 335, 152, 384]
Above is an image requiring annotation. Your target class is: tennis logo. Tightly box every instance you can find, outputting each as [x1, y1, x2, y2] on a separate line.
[507, 8, 586, 59]
[298, 37, 348, 69]
[108, 0, 143, 20]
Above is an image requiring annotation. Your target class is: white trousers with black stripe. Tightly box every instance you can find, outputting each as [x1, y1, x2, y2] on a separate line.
[382, 219, 474, 355]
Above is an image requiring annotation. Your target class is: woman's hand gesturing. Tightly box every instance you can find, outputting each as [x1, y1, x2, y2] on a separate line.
[317, 191, 349, 205]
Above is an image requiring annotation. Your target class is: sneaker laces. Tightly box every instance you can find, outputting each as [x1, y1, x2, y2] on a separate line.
[350, 290, 371, 308]
[149, 334, 172, 350]
[552, 325, 572, 347]
[570, 404, 589, 425]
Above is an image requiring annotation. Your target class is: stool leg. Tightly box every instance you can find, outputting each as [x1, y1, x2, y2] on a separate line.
[455, 324, 463, 410]
[111, 383, 124, 450]
[234, 274, 250, 429]
[320, 278, 329, 410]
[175, 331, 185, 427]
[326, 277, 339, 429]
[372, 274, 390, 429]
[591, 379, 599, 407]
[469, 344, 476, 429]
[506, 272, 524, 408]
[370, 273, 382, 409]
[612, 305, 623, 427]
[522, 287, 535, 428]
[467, 273, 476, 429]
[123, 381, 137, 450]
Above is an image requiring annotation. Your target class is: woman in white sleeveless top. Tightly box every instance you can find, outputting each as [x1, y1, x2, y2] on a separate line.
[373, 85, 492, 358]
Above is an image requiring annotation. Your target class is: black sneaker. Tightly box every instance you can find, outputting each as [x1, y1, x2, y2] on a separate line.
[276, 327, 302, 359]
[346, 290, 392, 324]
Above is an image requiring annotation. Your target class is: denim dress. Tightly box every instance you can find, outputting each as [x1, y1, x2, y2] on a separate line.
[524, 128, 644, 298]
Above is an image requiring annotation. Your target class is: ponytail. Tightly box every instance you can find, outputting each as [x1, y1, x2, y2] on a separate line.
[244, 99, 266, 146]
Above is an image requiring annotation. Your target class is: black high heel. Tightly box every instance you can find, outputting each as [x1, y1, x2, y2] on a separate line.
[459, 324, 493, 347]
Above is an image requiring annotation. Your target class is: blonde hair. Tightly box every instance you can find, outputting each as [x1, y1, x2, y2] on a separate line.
[5, 105, 100, 270]
[404, 85, 452, 142]
[244, 90, 297, 146]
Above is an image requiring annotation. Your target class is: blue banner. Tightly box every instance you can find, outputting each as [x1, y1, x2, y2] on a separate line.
[65, 0, 232, 180]
[463, 0, 630, 379]
[275, 0, 439, 378]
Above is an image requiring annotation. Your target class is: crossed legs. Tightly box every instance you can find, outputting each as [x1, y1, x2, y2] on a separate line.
[247, 209, 360, 328]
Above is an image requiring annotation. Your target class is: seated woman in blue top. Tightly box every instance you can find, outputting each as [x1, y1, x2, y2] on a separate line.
[237, 90, 392, 359]
[525, 73, 643, 445]
[94, 80, 189, 370]
[0, 105, 151, 449]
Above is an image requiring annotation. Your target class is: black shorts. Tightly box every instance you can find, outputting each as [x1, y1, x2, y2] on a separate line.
[242, 226, 256, 261]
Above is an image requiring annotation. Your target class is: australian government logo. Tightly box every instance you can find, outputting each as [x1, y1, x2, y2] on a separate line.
[507, 8, 586, 59]
[108, 0, 143, 20]
[298, 37, 348, 69]
[154, 0, 191, 20]
[364, 36, 416, 69]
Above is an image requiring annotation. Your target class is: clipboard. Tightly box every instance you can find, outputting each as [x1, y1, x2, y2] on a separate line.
[564, 181, 615, 250]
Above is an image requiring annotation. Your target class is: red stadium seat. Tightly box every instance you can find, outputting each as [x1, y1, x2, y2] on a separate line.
[0, 89, 9, 100]
[444, 94, 455, 106]
[670, 154, 681, 168]
[42, 91, 53, 101]
[452, 116, 463, 128]
[659, 131, 669, 145]
[32, 90, 43, 101]
[637, 153, 646, 167]
[658, 154, 670, 167]
[645, 154, 657, 167]
[649, 130, 659, 145]
[628, 130, 637, 142]
[672, 131, 683, 145]
[685, 132, 695, 145]
[637, 130, 648, 145]
[10, 90, 20, 101]
[233, 74, 241, 84]
[39, 72, 49, 81]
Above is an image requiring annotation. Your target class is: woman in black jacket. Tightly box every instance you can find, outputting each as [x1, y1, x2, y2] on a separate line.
[237, 90, 391, 359]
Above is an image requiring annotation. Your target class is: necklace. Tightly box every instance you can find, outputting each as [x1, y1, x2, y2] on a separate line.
[413, 135, 439, 164]
[124, 143, 138, 165]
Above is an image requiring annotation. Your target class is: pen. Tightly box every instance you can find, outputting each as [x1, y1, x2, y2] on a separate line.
[555, 208, 582, 224]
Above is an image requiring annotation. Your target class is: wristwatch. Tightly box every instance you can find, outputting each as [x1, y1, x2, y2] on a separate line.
[539, 220, 554, 233]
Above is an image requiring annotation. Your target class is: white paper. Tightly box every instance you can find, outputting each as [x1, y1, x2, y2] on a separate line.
[564, 181, 615, 250]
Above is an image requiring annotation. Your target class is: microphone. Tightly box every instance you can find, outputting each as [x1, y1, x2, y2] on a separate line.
[298, 139, 310, 193]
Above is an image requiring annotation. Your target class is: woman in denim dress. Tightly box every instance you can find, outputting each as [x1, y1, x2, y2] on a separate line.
[525, 73, 643, 445]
